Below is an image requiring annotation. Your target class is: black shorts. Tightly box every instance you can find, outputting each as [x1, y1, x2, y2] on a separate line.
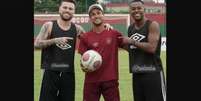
[39, 70, 75, 101]
[132, 71, 166, 101]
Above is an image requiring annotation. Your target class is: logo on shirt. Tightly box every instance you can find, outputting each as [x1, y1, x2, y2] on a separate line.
[92, 42, 99, 48]
[129, 33, 145, 49]
[56, 43, 71, 50]
[132, 65, 156, 73]
[106, 37, 112, 45]
[51, 63, 70, 68]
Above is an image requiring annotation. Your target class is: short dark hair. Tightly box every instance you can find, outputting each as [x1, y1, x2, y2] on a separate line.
[60, 0, 76, 6]
[129, 0, 144, 4]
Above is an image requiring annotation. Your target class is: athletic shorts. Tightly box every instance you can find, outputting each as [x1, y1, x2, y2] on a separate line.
[39, 70, 75, 101]
[132, 71, 166, 101]
[83, 80, 120, 101]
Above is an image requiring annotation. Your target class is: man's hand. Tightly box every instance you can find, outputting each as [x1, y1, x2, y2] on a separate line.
[118, 36, 135, 45]
[80, 63, 93, 72]
[104, 23, 113, 30]
[54, 37, 73, 46]
[81, 67, 93, 73]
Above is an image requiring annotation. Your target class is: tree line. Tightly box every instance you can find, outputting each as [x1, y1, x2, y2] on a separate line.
[34, 0, 97, 14]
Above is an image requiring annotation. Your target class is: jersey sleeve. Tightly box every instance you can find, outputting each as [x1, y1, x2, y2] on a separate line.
[78, 34, 88, 55]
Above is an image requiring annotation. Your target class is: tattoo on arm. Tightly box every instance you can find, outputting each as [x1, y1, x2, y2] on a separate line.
[34, 23, 55, 49]
[41, 24, 48, 34]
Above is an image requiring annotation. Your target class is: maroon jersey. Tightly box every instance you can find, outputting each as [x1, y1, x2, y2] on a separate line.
[78, 29, 123, 83]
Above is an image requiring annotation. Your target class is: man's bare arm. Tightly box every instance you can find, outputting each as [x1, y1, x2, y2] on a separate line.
[75, 24, 86, 38]
[34, 22, 55, 49]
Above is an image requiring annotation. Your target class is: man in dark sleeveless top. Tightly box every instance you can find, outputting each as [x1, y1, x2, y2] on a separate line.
[123, 0, 166, 101]
[34, 0, 84, 101]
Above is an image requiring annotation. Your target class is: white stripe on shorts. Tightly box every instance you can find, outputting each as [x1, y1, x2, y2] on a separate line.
[160, 71, 166, 101]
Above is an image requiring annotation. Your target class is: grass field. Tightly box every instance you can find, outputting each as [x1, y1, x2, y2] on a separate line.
[34, 50, 166, 101]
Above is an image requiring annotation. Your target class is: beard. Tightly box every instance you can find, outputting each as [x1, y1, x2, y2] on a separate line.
[93, 19, 103, 26]
[60, 13, 73, 21]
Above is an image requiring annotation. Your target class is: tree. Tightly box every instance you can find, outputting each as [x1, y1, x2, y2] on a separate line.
[34, 0, 59, 13]
[34, 0, 99, 14]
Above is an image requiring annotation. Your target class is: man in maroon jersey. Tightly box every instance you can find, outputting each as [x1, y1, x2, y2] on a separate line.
[78, 3, 126, 101]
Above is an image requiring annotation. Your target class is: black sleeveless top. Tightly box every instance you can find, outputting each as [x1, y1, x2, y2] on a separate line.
[41, 20, 77, 72]
[128, 20, 163, 73]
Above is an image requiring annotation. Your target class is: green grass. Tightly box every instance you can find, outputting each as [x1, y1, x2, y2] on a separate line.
[34, 50, 166, 101]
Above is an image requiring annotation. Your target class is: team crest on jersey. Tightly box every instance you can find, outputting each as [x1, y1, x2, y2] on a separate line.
[92, 42, 99, 48]
[56, 43, 71, 50]
[129, 33, 145, 49]
[106, 37, 112, 45]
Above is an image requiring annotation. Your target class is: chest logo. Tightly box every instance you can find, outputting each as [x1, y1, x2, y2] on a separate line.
[106, 38, 112, 45]
[129, 33, 145, 49]
[130, 33, 145, 41]
[92, 42, 99, 48]
[56, 43, 71, 50]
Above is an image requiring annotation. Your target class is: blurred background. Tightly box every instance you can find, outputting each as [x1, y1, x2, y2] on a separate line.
[34, 0, 166, 50]
[34, 0, 166, 101]
[34, 0, 166, 14]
